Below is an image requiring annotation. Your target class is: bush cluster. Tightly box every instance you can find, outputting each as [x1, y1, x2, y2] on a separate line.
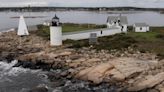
[66, 33, 137, 51]
[156, 34, 164, 40]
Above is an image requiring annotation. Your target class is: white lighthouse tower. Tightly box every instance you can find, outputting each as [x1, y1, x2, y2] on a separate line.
[50, 15, 62, 46]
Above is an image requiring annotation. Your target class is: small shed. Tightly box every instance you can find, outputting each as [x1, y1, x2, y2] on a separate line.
[133, 23, 149, 32]
[89, 33, 98, 44]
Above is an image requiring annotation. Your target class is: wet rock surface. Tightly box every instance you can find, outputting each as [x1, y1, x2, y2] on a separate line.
[28, 86, 48, 92]
[0, 31, 164, 92]
[128, 72, 164, 91]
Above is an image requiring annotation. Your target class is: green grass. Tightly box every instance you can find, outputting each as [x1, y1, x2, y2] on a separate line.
[36, 23, 106, 39]
[126, 27, 164, 42]
[127, 31, 160, 41]
[64, 33, 137, 51]
[127, 27, 164, 59]
[150, 27, 164, 32]
[36, 25, 50, 40]
[64, 27, 164, 59]
[62, 23, 106, 32]
[36, 24, 164, 59]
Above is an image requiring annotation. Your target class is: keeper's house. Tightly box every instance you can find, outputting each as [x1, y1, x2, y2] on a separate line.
[106, 16, 128, 32]
[133, 23, 149, 32]
[62, 15, 128, 40]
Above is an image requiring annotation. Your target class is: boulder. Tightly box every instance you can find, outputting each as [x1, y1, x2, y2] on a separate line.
[75, 67, 93, 81]
[72, 58, 86, 63]
[28, 86, 48, 92]
[81, 58, 101, 67]
[17, 52, 59, 64]
[76, 63, 114, 84]
[159, 88, 164, 92]
[75, 57, 157, 84]
[155, 83, 164, 92]
[87, 58, 101, 63]
[107, 69, 125, 81]
[69, 55, 81, 60]
[17, 52, 44, 63]
[68, 62, 81, 68]
[58, 51, 72, 56]
[68, 58, 100, 68]
[128, 72, 164, 91]
[109, 57, 155, 78]
[146, 89, 159, 92]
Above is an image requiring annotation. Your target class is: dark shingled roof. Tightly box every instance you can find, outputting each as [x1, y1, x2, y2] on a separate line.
[134, 23, 149, 27]
[53, 15, 59, 19]
[107, 16, 128, 24]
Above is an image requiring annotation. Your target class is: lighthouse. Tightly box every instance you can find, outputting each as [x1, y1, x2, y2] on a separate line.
[50, 15, 62, 46]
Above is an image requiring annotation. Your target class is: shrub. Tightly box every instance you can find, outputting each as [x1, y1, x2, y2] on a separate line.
[157, 53, 164, 60]
[128, 26, 133, 32]
[64, 39, 89, 48]
[139, 49, 146, 53]
[94, 25, 107, 28]
[36, 25, 50, 40]
[64, 39, 76, 44]
[156, 34, 164, 40]
[67, 33, 137, 51]
[97, 33, 137, 50]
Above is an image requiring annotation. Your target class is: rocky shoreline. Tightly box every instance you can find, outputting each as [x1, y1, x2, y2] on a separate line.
[0, 31, 164, 92]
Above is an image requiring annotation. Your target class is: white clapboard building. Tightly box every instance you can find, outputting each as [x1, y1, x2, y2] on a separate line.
[62, 27, 121, 40]
[17, 16, 29, 36]
[49, 15, 128, 45]
[133, 23, 149, 32]
[62, 16, 128, 40]
[107, 15, 128, 32]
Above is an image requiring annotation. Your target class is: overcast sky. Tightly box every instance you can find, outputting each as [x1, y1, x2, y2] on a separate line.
[0, 0, 164, 8]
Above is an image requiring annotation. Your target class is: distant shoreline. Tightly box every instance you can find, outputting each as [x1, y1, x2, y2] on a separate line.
[10, 16, 47, 19]
[0, 7, 164, 12]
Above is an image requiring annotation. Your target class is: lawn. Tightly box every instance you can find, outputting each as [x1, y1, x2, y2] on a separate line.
[36, 23, 106, 39]
[62, 23, 106, 32]
[36, 24, 164, 59]
[127, 31, 159, 41]
[127, 27, 164, 59]
[64, 26, 164, 60]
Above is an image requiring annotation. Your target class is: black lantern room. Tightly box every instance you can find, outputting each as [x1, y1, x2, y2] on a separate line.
[52, 15, 60, 26]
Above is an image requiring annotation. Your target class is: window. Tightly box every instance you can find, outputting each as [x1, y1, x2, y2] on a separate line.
[121, 26, 124, 32]
[140, 27, 142, 30]
[118, 20, 120, 23]
[101, 30, 103, 34]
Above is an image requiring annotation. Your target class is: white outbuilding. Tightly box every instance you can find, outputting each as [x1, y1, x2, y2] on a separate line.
[107, 15, 128, 32]
[17, 15, 29, 36]
[133, 23, 149, 32]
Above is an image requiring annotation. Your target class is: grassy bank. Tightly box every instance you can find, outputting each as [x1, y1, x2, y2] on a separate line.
[127, 28, 164, 59]
[36, 24, 164, 59]
[36, 23, 106, 39]
[64, 26, 164, 59]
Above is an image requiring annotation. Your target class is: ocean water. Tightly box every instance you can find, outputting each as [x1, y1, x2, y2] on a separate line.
[0, 60, 50, 92]
[0, 10, 164, 32]
[0, 60, 118, 92]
